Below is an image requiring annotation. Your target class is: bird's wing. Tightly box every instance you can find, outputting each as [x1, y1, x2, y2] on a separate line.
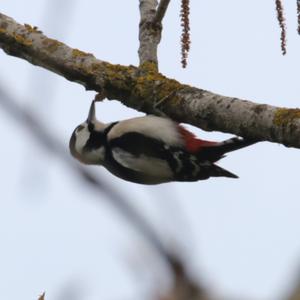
[107, 116, 186, 148]
[108, 132, 173, 180]
[108, 131, 237, 181]
[106, 118, 242, 181]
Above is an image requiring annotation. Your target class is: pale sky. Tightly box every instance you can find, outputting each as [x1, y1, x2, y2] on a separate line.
[1, 1, 300, 300]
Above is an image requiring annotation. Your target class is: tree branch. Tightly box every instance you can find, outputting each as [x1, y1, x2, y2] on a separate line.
[153, 0, 171, 24]
[138, 0, 162, 68]
[1, 12, 300, 148]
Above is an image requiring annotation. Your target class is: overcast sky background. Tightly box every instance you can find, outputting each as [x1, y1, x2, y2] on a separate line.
[1, 1, 300, 300]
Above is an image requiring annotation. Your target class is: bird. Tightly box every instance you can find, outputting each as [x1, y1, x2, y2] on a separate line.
[69, 101, 256, 184]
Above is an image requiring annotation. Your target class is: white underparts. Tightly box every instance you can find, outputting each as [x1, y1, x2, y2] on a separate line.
[112, 147, 173, 179]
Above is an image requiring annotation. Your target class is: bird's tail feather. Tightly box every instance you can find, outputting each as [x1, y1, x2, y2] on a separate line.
[217, 137, 257, 153]
[210, 164, 239, 179]
[197, 137, 257, 162]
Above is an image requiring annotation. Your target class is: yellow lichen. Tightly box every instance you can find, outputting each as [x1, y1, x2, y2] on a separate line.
[103, 63, 134, 91]
[13, 33, 32, 46]
[133, 65, 182, 106]
[273, 108, 300, 126]
[156, 78, 183, 105]
[42, 38, 63, 53]
[24, 23, 42, 33]
[72, 48, 92, 58]
[0, 28, 6, 34]
[90, 63, 102, 73]
[66, 57, 182, 108]
[139, 61, 158, 73]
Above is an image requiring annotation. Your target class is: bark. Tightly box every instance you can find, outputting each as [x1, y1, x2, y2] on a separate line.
[138, 0, 162, 68]
[1, 12, 300, 148]
[153, 0, 171, 24]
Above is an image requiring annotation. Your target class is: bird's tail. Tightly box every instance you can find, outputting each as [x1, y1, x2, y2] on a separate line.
[209, 164, 239, 179]
[197, 137, 257, 162]
[216, 137, 257, 153]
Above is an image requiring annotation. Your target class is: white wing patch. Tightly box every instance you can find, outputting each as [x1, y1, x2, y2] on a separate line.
[107, 116, 185, 147]
[112, 147, 173, 179]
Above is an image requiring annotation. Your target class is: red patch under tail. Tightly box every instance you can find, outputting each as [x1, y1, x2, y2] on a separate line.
[177, 125, 219, 153]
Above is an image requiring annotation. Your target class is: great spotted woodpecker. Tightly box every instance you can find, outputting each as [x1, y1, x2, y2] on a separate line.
[69, 101, 256, 184]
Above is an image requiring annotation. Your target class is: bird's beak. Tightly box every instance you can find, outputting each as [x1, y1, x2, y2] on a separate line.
[87, 100, 96, 123]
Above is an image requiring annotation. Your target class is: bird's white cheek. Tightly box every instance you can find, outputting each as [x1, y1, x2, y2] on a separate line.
[74, 130, 90, 154]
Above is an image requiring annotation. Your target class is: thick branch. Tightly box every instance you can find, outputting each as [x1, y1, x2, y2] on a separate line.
[1, 12, 300, 148]
[138, 0, 162, 68]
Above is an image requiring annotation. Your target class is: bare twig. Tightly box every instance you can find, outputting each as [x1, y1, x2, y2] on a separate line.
[153, 0, 171, 24]
[38, 292, 45, 300]
[22, 0, 75, 188]
[285, 268, 300, 300]
[159, 256, 210, 300]
[297, 0, 300, 35]
[275, 0, 287, 55]
[0, 84, 169, 262]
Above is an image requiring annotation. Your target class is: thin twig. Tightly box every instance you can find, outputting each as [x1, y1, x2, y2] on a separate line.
[0, 84, 169, 262]
[275, 0, 287, 55]
[297, 0, 300, 35]
[180, 0, 191, 67]
[158, 255, 209, 300]
[38, 292, 45, 300]
[153, 0, 171, 24]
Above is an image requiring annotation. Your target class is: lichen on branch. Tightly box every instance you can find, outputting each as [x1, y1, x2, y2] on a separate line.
[1, 12, 300, 149]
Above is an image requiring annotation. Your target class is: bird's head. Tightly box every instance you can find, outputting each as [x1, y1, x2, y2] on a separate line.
[69, 101, 107, 165]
